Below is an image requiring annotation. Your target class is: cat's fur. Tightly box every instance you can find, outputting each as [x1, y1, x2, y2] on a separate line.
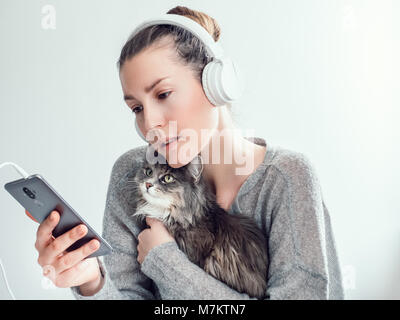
[123, 147, 268, 299]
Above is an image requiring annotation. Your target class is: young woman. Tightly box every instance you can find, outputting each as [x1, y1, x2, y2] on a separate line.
[34, 6, 344, 300]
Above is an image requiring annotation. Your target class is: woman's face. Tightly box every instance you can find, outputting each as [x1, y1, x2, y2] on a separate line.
[119, 38, 219, 168]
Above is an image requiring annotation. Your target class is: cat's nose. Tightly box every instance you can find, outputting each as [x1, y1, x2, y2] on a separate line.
[145, 182, 153, 190]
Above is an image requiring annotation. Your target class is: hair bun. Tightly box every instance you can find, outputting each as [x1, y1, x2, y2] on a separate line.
[167, 5, 221, 42]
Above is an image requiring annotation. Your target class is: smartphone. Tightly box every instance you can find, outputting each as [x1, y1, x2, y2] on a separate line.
[4, 174, 113, 258]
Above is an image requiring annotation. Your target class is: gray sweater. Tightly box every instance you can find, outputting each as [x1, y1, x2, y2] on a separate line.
[70, 137, 345, 300]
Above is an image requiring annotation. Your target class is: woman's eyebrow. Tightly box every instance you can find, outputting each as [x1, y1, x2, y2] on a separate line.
[123, 76, 170, 101]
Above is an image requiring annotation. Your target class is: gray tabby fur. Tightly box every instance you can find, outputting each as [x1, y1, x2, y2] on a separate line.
[122, 146, 268, 299]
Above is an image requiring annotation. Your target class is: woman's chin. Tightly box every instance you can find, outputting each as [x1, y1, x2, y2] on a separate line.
[164, 153, 187, 168]
[164, 151, 197, 168]
[165, 161, 186, 169]
[159, 140, 200, 168]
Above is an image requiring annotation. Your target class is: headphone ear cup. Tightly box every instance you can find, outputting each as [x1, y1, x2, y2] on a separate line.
[135, 119, 147, 141]
[202, 57, 243, 106]
[221, 57, 244, 101]
[202, 61, 219, 106]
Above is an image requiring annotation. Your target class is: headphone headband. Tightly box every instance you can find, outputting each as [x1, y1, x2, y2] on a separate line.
[127, 14, 225, 60]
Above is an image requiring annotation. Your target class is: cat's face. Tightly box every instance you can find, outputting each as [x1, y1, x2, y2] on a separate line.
[130, 152, 204, 226]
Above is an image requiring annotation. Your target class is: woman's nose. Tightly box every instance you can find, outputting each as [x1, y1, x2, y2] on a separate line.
[143, 106, 165, 138]
[145, 182, 153, 190]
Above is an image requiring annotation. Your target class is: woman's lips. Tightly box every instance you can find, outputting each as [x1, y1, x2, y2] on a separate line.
[161, 136, 179, 147]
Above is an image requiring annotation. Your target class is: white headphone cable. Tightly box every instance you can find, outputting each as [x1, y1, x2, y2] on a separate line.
[0, 161, 29, 179]
[0, 161, 30, 300]
[0, 257, 16, 300]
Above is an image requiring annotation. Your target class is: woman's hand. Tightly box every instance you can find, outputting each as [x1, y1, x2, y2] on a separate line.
[34, 210, 103, 295]
[137, 217, 175, 264]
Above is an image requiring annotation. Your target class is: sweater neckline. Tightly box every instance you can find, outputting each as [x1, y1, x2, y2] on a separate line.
[228, 136, 275, 214]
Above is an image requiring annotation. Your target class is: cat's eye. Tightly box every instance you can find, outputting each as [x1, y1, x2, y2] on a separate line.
[144, 168, 152, 176]
[162, 174, 175, 184]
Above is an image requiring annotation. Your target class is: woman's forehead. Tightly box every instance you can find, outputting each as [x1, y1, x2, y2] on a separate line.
[120, 56, 180, 91]
[121, 44, 177, 75]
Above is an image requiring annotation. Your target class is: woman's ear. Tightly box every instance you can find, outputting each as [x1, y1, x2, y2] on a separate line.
[187, 154, 203, 183]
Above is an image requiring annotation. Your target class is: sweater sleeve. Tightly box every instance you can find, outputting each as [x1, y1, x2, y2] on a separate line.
[140, 241, 258, 299]
[70, 155, 156, 300]
[140, 153, 342, 300]
[264, 154, 338, 299]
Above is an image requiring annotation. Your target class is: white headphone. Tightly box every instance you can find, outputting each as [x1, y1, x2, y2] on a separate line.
[126, 14, 244, 142]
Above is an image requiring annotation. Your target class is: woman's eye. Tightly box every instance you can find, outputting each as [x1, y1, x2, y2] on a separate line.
[158, 91, 171, 99]
[130, 92, 171, 114]
[145, 168, 152, 176]
[131, 105, 142, 114]
[162, 174, 174, 184]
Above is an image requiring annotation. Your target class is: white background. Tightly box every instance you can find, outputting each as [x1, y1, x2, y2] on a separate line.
[0, 0, 399, 299]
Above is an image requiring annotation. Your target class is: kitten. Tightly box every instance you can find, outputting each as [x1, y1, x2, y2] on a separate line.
[123, 147, 268, 299]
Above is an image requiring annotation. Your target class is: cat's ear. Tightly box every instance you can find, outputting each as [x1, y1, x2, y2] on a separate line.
[187, 154, 203, 184]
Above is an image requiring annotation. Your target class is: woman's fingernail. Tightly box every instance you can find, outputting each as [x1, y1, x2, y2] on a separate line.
[42, 266, 51, 276]
[77, 225, 86, 235]
[90, 240, 99, 250]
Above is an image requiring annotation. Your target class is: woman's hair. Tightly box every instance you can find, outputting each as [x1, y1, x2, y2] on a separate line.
[117, 5, 221, 83]
[117, 5, 235, 115]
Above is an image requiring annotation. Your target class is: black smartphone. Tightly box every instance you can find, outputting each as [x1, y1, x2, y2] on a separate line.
[4, 174, 113, 258]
